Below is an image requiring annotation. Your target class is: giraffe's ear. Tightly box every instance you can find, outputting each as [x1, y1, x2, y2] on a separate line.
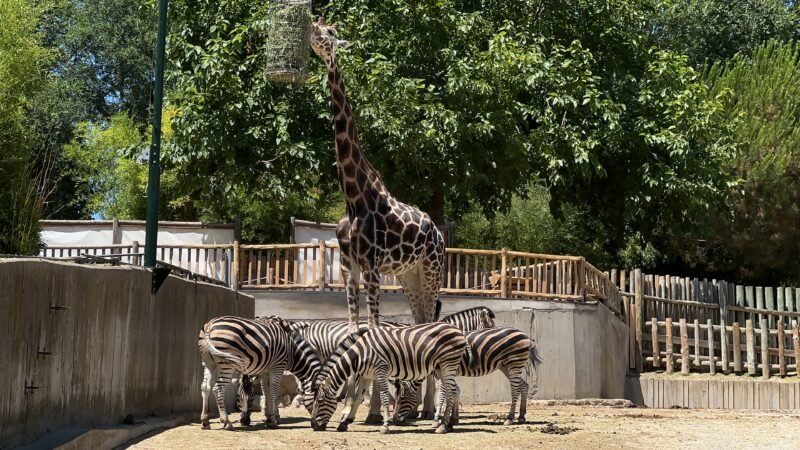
[330, 22, 338, 30]
[337, 39, 351, 49]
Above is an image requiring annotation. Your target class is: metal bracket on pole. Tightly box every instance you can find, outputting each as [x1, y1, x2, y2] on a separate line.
[151, 266, 172, 294]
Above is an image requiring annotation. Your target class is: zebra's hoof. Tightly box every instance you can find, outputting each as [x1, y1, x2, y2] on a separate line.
[201, 422, 210, 430]
[451, 418, 460, 426]
[364, 414, 383, 425]
[446, 423, 454, 432]
[518, 416, 526, 424]
[503, 418, 513, 426]
[266, 415, 279, 429]
[379, 426, 390, 434]
[240, 416, 251, 426]
[222, 422, 235, 431]
[336, 422, 349, 432]
[430, 419, 441, 429]
[435, 424, 448, 434]
[420, 411, 436, 420]
[407, 410, 420, 420]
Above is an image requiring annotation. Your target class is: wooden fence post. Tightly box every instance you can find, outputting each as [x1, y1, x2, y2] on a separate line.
[733, 322, 742, 372]
[793, 320, 800, 378]
[635, 269, 644, 372]
[132, 241, 140, 266]
[651, 318, 660, 368]
[500, 248, 509, 299]
[680, 319, 689, 374]
[707, 319, 716, 375]
[720, 318, 729, 373]
[232, 240, 239, 289]
[693, 319, 701, 367]
[665, 317, 674, 374]
[577, 257, 586, 299]
[777, 320, 786, 377]
[761, 324, 770, 379]
[746, 320, 756, 376]
[318, 240, 327, 291]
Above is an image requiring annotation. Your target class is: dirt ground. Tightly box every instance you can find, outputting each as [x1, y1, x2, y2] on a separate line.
[124, 400, 800, 450]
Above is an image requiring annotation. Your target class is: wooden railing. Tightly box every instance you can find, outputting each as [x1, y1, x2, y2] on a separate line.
[38, 243, 622, 312]
[617, 268, 800, 376]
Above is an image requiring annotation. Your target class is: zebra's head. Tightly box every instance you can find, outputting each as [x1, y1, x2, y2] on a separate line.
[310, 374, 338, 431]
[479, 307, 496, 329]
[391, 379, 421, 424]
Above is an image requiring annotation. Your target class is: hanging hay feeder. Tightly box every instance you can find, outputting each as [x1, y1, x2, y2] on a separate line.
[263, 0, 313, 83]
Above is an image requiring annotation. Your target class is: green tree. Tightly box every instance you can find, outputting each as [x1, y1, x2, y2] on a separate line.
[0, 0, 53, 254]
[701, 40, 800, 283]
[651, 0, 798, 67]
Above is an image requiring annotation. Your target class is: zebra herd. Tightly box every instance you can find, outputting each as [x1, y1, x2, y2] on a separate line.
[198, 306, 541, 434]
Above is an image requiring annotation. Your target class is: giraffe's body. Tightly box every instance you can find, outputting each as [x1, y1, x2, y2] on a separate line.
[310, 18, 446, 333]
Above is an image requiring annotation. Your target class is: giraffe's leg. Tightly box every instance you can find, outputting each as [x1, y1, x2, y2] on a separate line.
[338, 222, 362, 334]
[200, 361, 214, 429]
[363, 268, 381, 329]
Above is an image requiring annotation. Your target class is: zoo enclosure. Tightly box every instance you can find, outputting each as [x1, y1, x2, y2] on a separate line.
[39, 242, 623, 314]
[613, 269, 800, 378]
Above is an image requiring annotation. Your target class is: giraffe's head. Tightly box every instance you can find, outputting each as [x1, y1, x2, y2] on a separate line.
[309, 16, 350, 60]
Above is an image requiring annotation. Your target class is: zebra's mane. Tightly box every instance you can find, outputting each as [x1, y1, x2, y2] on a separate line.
[440, 306, 495, 322]
[313, 328, 368, 389]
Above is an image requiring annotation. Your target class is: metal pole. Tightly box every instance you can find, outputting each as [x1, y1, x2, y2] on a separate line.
[144, 0, 169, 268]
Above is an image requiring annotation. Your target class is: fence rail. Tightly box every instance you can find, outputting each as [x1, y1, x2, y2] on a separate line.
[614, 268, 800, 377]
[37, 243, 622, 313]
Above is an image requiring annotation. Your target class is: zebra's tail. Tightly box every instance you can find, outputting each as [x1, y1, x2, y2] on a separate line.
[204, 332, 244, 367]
[528, 339, 543, 372]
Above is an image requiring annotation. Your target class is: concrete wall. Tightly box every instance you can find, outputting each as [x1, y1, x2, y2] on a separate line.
[251, 291, 629, 403]
[0, 259, 253, 448]
[626, 375, 800, 409]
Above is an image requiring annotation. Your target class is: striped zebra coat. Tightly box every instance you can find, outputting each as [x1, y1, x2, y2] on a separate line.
[310, 322, 469, 434]
[396, 326, 541, 426]
[198, 316, 318, 430]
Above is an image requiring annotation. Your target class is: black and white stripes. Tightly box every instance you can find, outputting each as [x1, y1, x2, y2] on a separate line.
[310, 322, 470, 434]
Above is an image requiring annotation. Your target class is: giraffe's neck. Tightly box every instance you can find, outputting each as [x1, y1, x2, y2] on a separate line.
[325, 54, 385, 218]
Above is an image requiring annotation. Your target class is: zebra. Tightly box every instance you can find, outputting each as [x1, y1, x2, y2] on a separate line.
[310, 322, 470, 434]
[237, 317, 323, 421]
[395, 326, 542, 426]
[198, 315, 315, 430]
[399, 305, 497, 420]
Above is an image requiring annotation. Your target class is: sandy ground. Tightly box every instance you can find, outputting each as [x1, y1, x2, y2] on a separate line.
[124, 400, 800, 450]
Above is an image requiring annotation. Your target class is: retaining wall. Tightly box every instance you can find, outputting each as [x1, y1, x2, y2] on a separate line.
[626, 374, 800, 409]
[0, 259, 253, 448]
[251, 291, 629, 403]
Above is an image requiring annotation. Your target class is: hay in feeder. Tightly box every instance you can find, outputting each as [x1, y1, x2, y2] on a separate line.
[263, 0, 312, 83]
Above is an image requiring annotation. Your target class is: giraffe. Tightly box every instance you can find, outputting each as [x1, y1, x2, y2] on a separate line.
[310, 17, 445, 420]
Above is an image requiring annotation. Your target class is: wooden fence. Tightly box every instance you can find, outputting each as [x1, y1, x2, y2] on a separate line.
[615, 269, 800, 378]
[38, 243, 622, 313]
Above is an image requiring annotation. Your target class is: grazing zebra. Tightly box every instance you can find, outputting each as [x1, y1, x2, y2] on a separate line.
[198, 316, 298, 430]
[237, 318, 323, 421]
[395, 326, 542, 426]
[310, 322, 470, 434]
[400, 305, 497, 420]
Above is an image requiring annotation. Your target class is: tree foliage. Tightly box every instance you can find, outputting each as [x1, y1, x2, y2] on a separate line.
[0, 0, 53, 254]
[701, 40, 800, 283]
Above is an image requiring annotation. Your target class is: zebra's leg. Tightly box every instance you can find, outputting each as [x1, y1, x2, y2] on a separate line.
[420, 375, 437, 420]
[375, 371, 392, 434]
[501, 366, 520, 426]
[452, 383, 461, 426]
[200, 361, 214, 429]
[365, 380, 384, 424]
[336, 375, 359, 429]
[212, 369, 235, 430]
[338, 376, 370, 431]
[431, 377, 445, 429]
[518, 373, 529, 424]
[238, 374, 254, 427]
[264, 368, 284, 428]
[436, 371, 458, 434]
